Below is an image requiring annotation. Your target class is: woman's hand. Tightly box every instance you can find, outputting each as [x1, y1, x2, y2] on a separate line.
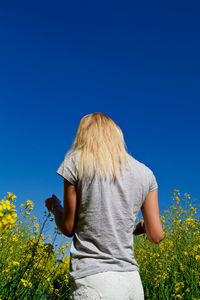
[45, 194, 61, 212]
[133, 220, 146, 235]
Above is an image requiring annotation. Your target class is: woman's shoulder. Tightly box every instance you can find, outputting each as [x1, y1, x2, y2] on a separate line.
[127, 153, 152, 175]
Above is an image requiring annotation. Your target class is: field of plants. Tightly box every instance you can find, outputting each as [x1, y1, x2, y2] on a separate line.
[0, 189, 199, 299]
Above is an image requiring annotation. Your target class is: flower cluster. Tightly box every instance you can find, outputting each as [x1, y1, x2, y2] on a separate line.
[0, 193, 17, 230]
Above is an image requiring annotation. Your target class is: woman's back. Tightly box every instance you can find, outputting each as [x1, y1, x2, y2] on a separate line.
[55, 112, 163, 299]
[56, 150, 158, 281]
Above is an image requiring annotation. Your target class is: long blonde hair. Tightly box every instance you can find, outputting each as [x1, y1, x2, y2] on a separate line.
[65, 112, 131, 182]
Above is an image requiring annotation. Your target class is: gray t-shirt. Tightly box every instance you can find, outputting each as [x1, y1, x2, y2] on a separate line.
[56, 150, 158, 281]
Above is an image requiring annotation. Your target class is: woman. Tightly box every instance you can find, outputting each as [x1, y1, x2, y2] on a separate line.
[45, 112, 164, 300]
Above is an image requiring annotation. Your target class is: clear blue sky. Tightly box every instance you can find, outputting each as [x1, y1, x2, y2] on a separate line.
[1, 1, 199, 255]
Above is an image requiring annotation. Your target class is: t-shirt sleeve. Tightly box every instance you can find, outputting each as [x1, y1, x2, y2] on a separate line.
[56, 151, 78, 185]
[149, 170, 158, 192]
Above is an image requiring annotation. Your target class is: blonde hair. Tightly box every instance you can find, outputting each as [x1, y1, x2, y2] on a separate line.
[66, 112, 131, 182]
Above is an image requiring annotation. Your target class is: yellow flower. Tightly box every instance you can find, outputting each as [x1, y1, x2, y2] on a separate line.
[60, 246, 66, 255]
[195, 255, 200, 261]
[0, 200, 11, 210]
[12, 236, 18, 242]
[30, 216, 37, 221]
[11, 195, 17, 201]
[10, 216, 17, 224]
[179, 263, 184, 271]
[7, 192, 13, 198]
[174, 282, 184, 292]
[2, 217, 9, 225]
[20, 279, 32, 288]
[193, 245, 200, 252]
[25, 200, 34, 210]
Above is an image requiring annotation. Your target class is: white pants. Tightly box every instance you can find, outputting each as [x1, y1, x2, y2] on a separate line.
[69, 270, 145, 300]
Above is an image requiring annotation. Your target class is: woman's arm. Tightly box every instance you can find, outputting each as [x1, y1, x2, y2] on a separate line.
[52, 206, 70, 237]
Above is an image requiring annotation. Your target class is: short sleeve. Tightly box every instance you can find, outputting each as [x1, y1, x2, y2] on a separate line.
[149, 170, 158, 192]
[56, 151, 78, 185]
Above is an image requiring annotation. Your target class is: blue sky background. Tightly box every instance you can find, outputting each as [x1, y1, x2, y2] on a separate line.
[0, 1, 200, 256]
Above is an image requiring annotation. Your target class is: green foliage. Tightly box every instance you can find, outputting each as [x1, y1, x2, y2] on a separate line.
[134, 189, 200, 299]
[0, 190, 199, 299]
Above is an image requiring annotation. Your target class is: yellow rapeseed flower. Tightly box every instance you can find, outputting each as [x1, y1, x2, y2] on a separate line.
[0, 200, 11, 210]
[25, 200, 34, 211]
[2, 217, 9, 225]
[12, 235, 18, 242]
[7, 192, 13, 198]
[60, 246, 67, 255]
[195, 255, 200, 261]
[179, 262, 184, 271]
[174, 282, 184, 292]
[193, 245, 200, 252]
[20, 279, 32, 288]
[175, 196, 180, 202]
[11, 195, 17, 201]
